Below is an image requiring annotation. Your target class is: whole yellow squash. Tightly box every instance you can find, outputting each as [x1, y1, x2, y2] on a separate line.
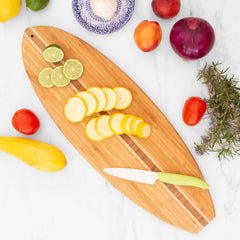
[0, 0, 21, 23]
[0, 137, 67, 172]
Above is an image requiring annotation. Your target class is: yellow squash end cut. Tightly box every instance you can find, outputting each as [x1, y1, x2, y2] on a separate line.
[136, 122, 151, 138]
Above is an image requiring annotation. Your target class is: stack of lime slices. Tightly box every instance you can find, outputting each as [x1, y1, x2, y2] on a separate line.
[38, 45, 84, 88]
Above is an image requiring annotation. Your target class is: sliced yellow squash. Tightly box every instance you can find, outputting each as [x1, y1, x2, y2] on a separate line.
[86, 118, 104, 141]
[64, 96, 87, 122]
[76, 91, 98, 116]
[129, 117, 144, 134]
[121, 114, 135, 134]
[87, 87, 107, 112]
[136, 122, 151, 138]
[109, 113, 125, 134]
[113, 87, 132, 110]
[96, 115, 114, 138]
[102, 87, 117, 111]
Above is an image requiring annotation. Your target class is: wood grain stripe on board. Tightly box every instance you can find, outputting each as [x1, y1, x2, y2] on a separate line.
[121, 134, 208, 227]
[24, 27, 209, 227]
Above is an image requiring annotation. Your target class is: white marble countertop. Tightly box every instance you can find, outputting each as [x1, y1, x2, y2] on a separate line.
[1, 0, 240, 239]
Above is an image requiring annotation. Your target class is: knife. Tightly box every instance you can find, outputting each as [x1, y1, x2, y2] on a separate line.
[103, 168, 209, 189]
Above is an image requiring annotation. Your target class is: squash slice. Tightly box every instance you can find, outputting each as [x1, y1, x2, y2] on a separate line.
[109, 113, 125, 134]
[129, 117, 144, 134]
[64, 96, 87, 122]
[113, 87, 132, 110]
[96, 115, 114, 138]
[76, 91, 98, 116]
[102, 87, 117, 111]
[121, 114, 135, 134]
[87, 87, 107, 112]
[86, 118, 104, 141]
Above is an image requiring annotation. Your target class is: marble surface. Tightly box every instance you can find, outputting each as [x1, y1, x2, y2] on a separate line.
[0, 0, 240, 239]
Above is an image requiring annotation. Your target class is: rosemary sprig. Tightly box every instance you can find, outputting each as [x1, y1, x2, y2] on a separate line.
[195, 62, 240, 160]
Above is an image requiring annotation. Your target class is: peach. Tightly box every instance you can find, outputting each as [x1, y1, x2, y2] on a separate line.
[134, 20, 162, 52]
[151, 0, 180, 19]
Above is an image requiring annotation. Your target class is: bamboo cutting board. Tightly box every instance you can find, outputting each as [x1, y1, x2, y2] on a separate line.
[22, 26, 215, 233]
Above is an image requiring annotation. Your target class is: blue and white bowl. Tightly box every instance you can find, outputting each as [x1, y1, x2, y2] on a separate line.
[72, 0, 135, 34]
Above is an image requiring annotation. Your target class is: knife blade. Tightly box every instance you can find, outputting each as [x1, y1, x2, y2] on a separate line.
[103, 168, 209, 189]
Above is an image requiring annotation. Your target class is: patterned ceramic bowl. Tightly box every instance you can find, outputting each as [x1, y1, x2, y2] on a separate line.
[72, 0, 135, 34]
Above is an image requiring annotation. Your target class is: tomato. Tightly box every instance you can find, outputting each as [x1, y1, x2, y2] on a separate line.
[182, 97, 207, 126]
[12, 109, 40, 135]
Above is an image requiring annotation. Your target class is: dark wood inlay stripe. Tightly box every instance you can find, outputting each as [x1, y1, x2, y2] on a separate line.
[25, 28, 208, 227]
[72, 81, 86, 92]
[121, 134, 208, 226]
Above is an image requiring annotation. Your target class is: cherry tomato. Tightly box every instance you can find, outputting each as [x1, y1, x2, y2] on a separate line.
[182, 97, 207, 126]
[12, 109, 40, 135]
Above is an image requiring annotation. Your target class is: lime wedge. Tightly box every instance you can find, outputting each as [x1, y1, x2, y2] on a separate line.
[43, 44, 64, 63]
[51, 66, 71, 87]
[63, 59, 83, 80]
[38, 67, 54, 88]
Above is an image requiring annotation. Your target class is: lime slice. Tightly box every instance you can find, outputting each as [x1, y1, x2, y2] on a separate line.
[38, 67, 54, 88]
[63, 59, 83, 80]
[51, 66, 71, 87]
[43, 44, 64, 63]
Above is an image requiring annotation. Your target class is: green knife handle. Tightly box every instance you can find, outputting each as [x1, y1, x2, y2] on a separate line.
[158, 172, 209, 189]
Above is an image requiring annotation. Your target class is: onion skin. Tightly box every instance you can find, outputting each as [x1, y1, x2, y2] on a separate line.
[170, 17, 215, 60]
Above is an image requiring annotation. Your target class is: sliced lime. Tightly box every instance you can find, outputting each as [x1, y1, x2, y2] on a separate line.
[51, 66, 71, 87]
[63, 59, 83, 80]
[43, 44, 64, 63]
[38, 67, 54, 88]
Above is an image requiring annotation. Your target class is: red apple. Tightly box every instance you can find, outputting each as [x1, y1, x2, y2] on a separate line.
[151, 0, 181, 19]
[134, 20, 162, 52]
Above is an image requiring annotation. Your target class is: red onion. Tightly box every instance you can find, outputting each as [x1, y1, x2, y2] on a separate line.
[170, 17, 215, 60]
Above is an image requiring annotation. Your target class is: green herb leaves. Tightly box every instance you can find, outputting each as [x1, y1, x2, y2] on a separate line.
[195, 62, 240, 159]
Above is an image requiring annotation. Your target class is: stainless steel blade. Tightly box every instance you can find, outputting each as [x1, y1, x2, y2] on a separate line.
[103, 168, 158, 185]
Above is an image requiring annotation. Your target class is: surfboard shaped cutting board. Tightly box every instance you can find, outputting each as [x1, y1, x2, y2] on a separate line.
[22, 26, 215, 233]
